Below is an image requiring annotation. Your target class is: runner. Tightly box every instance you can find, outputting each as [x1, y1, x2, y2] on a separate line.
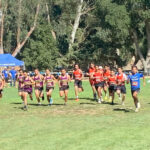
[58, 69, 71, 105]
[103, 65, 110, 101]
[0, 72, 4, 100]
[44, 69, 55, 106]
[33, 69, 44, 105]
[88, 63, 97, 100]
[116, 67, 127, 105]
[73, 64, 84, 101]
[127, 66, 145, 112]
[16, 69, 24, 103]
[23, 70, 34, 110]
[108, 70, 117, 105]
[92, 65, 104, 103]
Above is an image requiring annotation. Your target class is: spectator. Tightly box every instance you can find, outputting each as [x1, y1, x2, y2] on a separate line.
[2, 67, 9, 87]
[9, 67, 17, 87]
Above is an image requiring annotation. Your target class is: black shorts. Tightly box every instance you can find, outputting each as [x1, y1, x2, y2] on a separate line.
[131, 88, 140, 95]
[116, 85, 126, 94]
[95, 81, 104, 90]
[35, 87, 43, 92]
[59, 85, 69, 91]
[46, 87, 54, 92]
[74, 80, 82, 88]
[0, 89, 3, 94]
[109, 85, 117, 92]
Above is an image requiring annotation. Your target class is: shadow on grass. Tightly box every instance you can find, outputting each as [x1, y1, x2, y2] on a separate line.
[80, 102, 96, 105]
[68, 97, 95, 101]
[10, 102, 22, 105]
[11, 102, 65, 107]
[113, 108, 132, 113]
[13, 106, 26, 111]
[102, 102, 119, 106]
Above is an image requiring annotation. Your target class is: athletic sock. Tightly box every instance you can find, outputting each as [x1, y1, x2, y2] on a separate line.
[42, 95, 44, 101]
[137, 102, 141, 109]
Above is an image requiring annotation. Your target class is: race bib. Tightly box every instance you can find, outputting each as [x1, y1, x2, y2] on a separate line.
[132, 81, 138, 86]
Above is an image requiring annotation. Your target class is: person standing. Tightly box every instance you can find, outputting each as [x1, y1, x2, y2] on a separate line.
[88, 63, 97, 100]
[2, 67, 9, 87]
[58, 69, 71, 105]
[73, 64, 84, 101]
[127, 66, 145, 112]
[116, 67, 127, 106]
[23, 70, 34, 110]
[108, 70, 117, 105]
[33, 69, 44, 105]
[9, 67, 17, 87]
[91, 66, 104, 103]
[0, 72, 4, 99]
[16, 69, 25, 103]
[44, 69, 55, 106]
[103, 65, 111, 101]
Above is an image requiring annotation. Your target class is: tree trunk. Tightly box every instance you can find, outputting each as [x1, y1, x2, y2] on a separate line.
[132, 29, 147, 73]
[45, 3, 56, 40]
[16, 0, 22, 46]
[68, 0, 83, 52]
[12, 4, 40, 57]
[145, 19, 150, 65]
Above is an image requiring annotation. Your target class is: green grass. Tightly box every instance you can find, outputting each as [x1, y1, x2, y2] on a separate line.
[0, 80, 150, 150]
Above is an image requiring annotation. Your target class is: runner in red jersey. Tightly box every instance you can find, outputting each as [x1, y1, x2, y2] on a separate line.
[91, 65, 104, 103]
[73, 64, 84, 101]
[58, 69, 71, 105]
[116, 67, 127, 105]
[0, 72, 4, 100]
[103, 65, 110, 101]
[108, 70, 117, 105]
[88, 63, 97, 100]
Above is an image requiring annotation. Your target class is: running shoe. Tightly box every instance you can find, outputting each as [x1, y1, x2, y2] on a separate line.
[104, 96, 108, 101]
[75, 98, 79, 102]
[135, 108, 139, 112]
[50, 98, 53, 105]
[98, 99, 101, 104]
[23, 105, 28, 111]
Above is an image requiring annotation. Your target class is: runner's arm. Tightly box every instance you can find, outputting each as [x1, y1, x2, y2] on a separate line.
[143, 75, 145, 86]
[68, 75, 71, 82]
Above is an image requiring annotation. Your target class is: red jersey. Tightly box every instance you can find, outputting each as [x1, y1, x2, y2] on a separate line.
[103, 70, 110, 81]
[89, 67, 96, 74]
[93, 72, 104, 84]
[108, 75, 117, 85]
[73, 69, 82, 80]
[116, 73, 126, 85]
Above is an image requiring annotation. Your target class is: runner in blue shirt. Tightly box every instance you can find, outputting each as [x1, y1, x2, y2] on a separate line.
[127, 66, 145, 112]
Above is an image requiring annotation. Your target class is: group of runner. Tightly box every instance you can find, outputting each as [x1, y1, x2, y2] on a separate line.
[0, 63, 145, 112]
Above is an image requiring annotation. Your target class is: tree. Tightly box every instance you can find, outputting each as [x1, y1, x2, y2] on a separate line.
[21, 24, 59, 70]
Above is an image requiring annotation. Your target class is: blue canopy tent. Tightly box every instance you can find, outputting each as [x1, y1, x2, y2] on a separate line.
[0, 54, 24, 67]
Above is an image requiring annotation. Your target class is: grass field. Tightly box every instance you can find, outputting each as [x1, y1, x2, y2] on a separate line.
[0, 80, 150, 150]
